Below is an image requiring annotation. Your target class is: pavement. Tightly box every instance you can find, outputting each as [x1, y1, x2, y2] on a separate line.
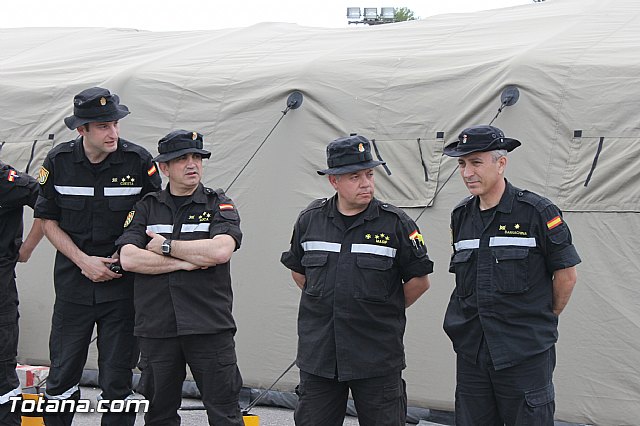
[61, 386, 447, 425]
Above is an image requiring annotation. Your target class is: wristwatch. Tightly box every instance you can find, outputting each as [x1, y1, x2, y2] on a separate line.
[161, 239, 172, 256]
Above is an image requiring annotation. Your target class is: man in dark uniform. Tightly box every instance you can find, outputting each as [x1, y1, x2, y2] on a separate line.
[34, 87, 162, 426]
[281, 135, 433, 426]
[442, 125, 581, 425]
[117, 129, 244, 426]
[0, 161, 44, 425]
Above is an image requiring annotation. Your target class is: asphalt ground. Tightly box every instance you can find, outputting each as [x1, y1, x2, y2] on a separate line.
[60, 386, 446, 426]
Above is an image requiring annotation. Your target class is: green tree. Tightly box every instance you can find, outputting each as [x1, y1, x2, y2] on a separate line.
[394, 7, 417, 22]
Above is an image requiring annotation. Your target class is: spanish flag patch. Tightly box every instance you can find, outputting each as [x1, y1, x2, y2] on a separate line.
[147, 164, 157, 176]
[546, 215, 563, 230]
[7, 169, 17, 182]
[219, 203, 234, 210]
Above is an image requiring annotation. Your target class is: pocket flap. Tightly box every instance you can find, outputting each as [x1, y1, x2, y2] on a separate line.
[56, 196, 85, 211]
[356, 254, 393, 271]
[525, 383, 555, 407]
[301, 252, 329, 267]
[108, 198, 135, 211]
[493, 247, 528, 261]
[451, 250, 473, 264]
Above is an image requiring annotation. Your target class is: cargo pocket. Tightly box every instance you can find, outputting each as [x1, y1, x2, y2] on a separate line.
[301, 252, 329, 297]
[450, 250, 474, 297]
[354, 254, 393, 303]
[56, 196, 88, 233]
[522, 383, 555, 425]
[493, 247, 529, 293]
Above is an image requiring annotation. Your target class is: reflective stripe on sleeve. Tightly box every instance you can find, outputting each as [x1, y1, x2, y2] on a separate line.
[104, 187, 142, 196]
[44, 384, 79, 400]
[181, 223, 211, 233]
[0, 386, 21, 404]
[351, 244, 397, 258]
[146, 224, 174, 234]
[301, 241, 342, 252]
[453, 239, 480, 251]
[489, 236, 537, 247]
[54, 185, 94, 196]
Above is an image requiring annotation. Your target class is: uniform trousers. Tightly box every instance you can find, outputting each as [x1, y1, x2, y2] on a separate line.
[455, 338, 556, 426]
[294, 370, 407, 426]
[0, 306, 20, 426]
[138, 332, 244, 426]
[43, 298, 137, 426]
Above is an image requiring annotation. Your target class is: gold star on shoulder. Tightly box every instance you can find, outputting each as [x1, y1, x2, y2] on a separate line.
[514, 224, 520, 229]
[365, 234, 372, 239]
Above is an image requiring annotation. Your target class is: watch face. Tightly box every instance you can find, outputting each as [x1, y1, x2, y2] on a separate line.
[162, 240, 171, 255]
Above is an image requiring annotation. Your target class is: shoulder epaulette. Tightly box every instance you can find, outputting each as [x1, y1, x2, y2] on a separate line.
[453, 195, 474, 211]
[379, 201, 406, 218]
[516, 189, 553, 212]
[119, 139, 153, 159]
[48, 140, 76, 157]
[301, 198, 327, 215]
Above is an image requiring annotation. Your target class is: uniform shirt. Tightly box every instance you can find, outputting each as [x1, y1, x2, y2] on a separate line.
[281, 195, 434, 381]
[115, 184, 242, 338]
[0, 162, 39, 312]
[443, 180, 581, 370]
[34, 138, 161, 305]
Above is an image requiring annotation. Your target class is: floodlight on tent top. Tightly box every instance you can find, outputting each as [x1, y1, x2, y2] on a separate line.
[363, 8, 378, 20]
[380, 7, 395, 21]
[347, 7, 361, 20]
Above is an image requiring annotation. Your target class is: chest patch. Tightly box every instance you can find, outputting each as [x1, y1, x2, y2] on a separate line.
[496, 223, 529, 237]
[363, 231, 394, 246]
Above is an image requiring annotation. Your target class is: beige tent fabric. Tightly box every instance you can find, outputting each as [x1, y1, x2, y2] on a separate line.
[3, 0, 640, 423]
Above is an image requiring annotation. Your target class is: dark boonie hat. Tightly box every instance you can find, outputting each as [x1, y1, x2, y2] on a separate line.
[153, 129, 212, 163]
[443, 125, 521, 157]
[317, 135, 385, 175]
[64, 87, 130, 130]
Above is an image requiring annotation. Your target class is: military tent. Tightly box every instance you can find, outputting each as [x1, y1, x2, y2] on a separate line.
[1, 0, 639, 423]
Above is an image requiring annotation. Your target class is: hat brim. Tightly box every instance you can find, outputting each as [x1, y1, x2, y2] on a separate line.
[64, 105, 131, 130]
[317, 159, 385, 175]
[443, 137, 521, 157]
[154, 148, 212, 163]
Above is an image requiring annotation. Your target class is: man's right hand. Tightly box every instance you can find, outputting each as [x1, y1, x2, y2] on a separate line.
[80, 256, 123, 282]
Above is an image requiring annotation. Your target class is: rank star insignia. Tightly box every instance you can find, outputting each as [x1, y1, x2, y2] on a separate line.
[499, 225, 506, 231]
[514, 224, 520, 229]
[198, 212, 212, 222]
[365, 234, 372, 239]
[120, 175, 135, 186]
[374, 234, 380, 240]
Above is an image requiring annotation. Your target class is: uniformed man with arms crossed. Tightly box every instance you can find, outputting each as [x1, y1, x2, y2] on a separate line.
[117, 130, 245, 426]
[442, 125, 581, 425]
[0, 161, 44, 425]
[281, 135, 433, 426]
[34, 87, 162, 426]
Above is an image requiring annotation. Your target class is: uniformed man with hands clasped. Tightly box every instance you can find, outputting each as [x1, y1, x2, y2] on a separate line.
[442, 125, 581, 425]
[117, 130, 245, 426]
[281, 134, 433, 426]
[34, 87, 162, 426]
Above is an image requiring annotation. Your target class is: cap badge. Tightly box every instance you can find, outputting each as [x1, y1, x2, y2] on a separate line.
[358, 143, 364, 152]
[99, 97, 107, 106]
[462, 135, 468, 144]
[192, 132, 197, 140]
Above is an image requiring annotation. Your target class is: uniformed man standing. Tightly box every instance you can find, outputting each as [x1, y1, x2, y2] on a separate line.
[117, 130, 245, 426]
[442, 125, 581, 425]
[34, 87, 162, 426]
[0, 161, 44, 425]
[281, 135, 433, 426]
